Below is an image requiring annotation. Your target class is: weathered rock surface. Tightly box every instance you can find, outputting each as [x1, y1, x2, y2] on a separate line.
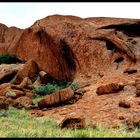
[96, 83, 124, 95]
[59, 113, 85, 129]
[38, 87, 74, 109]
[119, 100, 131, 108]
[1, 15, 140, 127]
[123, 68, 137, 74]
[1, 15, 140, 82]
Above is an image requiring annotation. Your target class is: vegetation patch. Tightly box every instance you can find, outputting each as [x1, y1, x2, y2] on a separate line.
[0, 54, 23, 64]
[32, 81, 79, 96]
[0, 107, 140, 137]
[5, 91, 16, 98]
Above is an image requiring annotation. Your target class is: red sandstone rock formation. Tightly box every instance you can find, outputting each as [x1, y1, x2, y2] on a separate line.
[0, 15, 140, 83]
[1, 15, 140, 127]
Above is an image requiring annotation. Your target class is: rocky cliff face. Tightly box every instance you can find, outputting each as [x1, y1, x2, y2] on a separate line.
[1, 15, 140, 83]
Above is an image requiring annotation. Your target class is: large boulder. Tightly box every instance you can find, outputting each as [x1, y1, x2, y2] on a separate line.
[96, 83, 124, 95]
[38, 87, 74, 109]
[0, 15, 140, 82]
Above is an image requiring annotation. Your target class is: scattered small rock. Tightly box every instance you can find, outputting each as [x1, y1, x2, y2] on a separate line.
[118, 115, 125, 120]
[59, 113, 85, 129]
[15, 96, 33, 106]
[96, 83, 124, 95]
[119, 100, 131, 108]
[123, 68, 137, 74]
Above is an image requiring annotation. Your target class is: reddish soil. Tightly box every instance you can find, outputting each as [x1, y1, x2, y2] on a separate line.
[39, 71, 140, 128]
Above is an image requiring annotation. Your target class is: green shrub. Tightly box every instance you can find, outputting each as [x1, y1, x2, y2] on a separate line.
[57, 80, 79, 91]
[5, 91, 16, 98]
[0, 54, 23, 64]
[66, 82, 79, 91]
[32, 80, 79, 96]
[32, 85, 48, 95]
[32, 84, 60, 96]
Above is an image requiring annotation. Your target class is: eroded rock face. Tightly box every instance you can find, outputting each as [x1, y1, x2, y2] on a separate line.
[0, 15, 140, 82]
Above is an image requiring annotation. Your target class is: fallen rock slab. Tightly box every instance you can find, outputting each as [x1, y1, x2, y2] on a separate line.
[38, 87, 74, 109]
[96, 83, 124, 95]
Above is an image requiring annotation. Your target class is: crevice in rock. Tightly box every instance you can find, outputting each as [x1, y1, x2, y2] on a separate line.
[114, 57, 124, 70]
[36, 29, 76, 81]
[106, 40, 116, 51]
[99, 23, 140, 37]
[0, 71, 17, 84]
[59, 39, 76, 80]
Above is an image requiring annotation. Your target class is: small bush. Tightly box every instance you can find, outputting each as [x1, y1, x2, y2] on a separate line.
[66, 82, 79, 91]
[0, 54, 23, 64]
[32, 85, 48, 95]
[57, 80, 79, 91]
[32, 84, 60, 96]
[32, 81, 79, 96]
[6, 91, 16, 98]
